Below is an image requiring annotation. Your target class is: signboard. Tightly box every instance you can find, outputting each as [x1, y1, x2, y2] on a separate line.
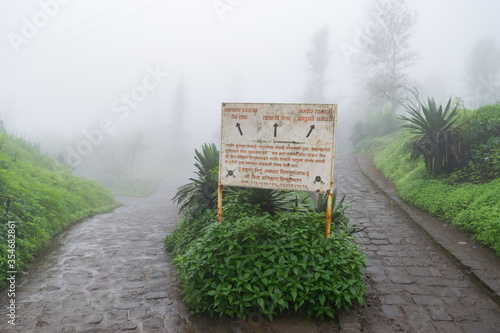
[219, 103, 337, 193]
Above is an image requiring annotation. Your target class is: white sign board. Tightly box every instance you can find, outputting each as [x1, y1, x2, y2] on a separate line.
[219, 103, 337, 193]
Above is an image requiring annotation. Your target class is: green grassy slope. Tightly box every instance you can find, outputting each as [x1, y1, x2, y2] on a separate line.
[355, 131, 500, 255]
[0, 134, 120, 288]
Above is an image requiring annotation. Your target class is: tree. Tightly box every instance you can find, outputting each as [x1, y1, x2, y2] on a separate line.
[356, 0, 420, 109]
[99, 132, 144, 182]
[303, 26, 331, 103]
[167, 75, 191, 168]
[464, 37, 500, 106]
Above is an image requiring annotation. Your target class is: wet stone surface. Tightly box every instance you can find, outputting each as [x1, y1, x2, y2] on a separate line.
[2, 155, 500, 333]
[337, 154, 500, 332]
[0, 178, 195, 333]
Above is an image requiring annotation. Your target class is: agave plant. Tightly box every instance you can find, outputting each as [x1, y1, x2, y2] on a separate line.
[172, 143, 219, 213]
[314, 189, 363, 235]
[399, 98, 461, 174]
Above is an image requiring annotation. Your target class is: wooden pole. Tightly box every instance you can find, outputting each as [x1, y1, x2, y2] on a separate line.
[325, 190, 333, 238]
[217, 184, 223, 224]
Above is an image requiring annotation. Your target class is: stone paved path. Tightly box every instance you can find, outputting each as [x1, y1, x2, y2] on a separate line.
[2, 155, 500, 333]
[0, 178, 193, 333]
[335, 154, 500, 333]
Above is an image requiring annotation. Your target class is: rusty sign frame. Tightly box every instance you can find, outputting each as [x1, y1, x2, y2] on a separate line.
[217, 102, 338, 237]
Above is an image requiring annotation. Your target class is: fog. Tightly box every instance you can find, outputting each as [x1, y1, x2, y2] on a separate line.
[0, 0, 499, 181]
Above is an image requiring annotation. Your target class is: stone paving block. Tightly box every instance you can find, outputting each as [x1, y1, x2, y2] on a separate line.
[371, 274, 390, 283]
[406, 285, 433, 295]
[441, 270, 462, 279]
[108, 310, 129, 321]
[366, 265, 385, 275]
[129, 308, 147, 319]
[427, 303, 452, 321]
[413, 258, 435, 267]
[388, 237, 404, 244]
[449, 279, 471, 288]
[476, 298, 498, 310]
[371, 239, 389, 245]
[83, 313, 104, 324]
[408, 250, 428, 258]
[417, 277, 448, 287]
[61, 315, 84, 324]
[385, 295, 408, 307]
[407, 267, 433, 277]
[412, 295, 442, 306]
[377, 283, 405, 294]
[462, 323, 497, 333]
[384, 257, 413, 266]
[339, 310, 361, 330]
[367, 232, 387, 240]
[112, 321, 138, 331]
[376, 251, 399, 257]
[389, 273, 414, 284]
[382, 305, 404, 320]
[143, 317, 164, 330]
[451, 311, 479, 323]
[433, 321, 463, 333]
[117, 302, 141, 310]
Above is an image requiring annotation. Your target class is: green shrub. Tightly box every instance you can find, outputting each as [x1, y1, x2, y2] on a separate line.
[367, 131, 500, 255]
[174, 210, 367, 320]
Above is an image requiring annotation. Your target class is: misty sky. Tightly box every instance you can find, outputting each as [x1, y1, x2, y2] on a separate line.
[0, 0, 499, 151]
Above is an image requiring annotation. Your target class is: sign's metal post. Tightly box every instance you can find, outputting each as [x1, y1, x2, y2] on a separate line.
[325, 106, 338, 238]
[217, 184, 223, 224]
[325, 189, 333, 238]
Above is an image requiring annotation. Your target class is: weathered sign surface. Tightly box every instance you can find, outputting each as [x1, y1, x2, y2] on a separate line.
[219, 103, 337, 193]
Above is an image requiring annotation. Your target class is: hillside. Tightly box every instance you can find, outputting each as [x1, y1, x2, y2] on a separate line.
[0, 131, 120, 288]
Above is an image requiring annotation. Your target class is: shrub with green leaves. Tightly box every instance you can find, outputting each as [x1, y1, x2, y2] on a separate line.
[173, 210, 367, 320]
[369, 130, 500, 255]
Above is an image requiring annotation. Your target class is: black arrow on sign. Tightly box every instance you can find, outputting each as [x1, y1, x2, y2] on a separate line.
[306, 125, 315, 138]
[236, 123, 243, 136]
[273, 123, 278, 137]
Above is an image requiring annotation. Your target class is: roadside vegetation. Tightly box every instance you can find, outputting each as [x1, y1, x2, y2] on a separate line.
[351, 102, 500, 255]
[165, 144, 367, 320]
[0, 130, 119, 288]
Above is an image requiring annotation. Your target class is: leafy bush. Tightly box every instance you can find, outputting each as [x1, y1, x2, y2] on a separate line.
[0, 133, 119, 288]
[447, 140, 500, 184]
[166, 146, 367, 320]
[449, 104, 500, 184]
[173, 209, 366, 320]
[369, 131, 500, 255]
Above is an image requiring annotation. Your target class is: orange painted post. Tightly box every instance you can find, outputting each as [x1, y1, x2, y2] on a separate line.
[217, 184, 223, 224]
[325, 189, 333, 238]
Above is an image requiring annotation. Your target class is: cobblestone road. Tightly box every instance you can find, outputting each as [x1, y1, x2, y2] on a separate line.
[336, 155, 500, 333]
[2, 155, 500, 333]
[0, 178, 193, 333]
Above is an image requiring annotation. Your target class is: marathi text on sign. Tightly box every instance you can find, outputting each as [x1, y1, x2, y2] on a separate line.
[219, 103, 338, 193]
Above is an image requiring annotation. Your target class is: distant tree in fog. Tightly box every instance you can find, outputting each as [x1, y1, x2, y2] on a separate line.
[100, 132, 144, 182]
[303, 26, 331, 103]
[464, 37, 500, 105]
[167, 76, 191, 168]
[355, 0, 420, 109]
